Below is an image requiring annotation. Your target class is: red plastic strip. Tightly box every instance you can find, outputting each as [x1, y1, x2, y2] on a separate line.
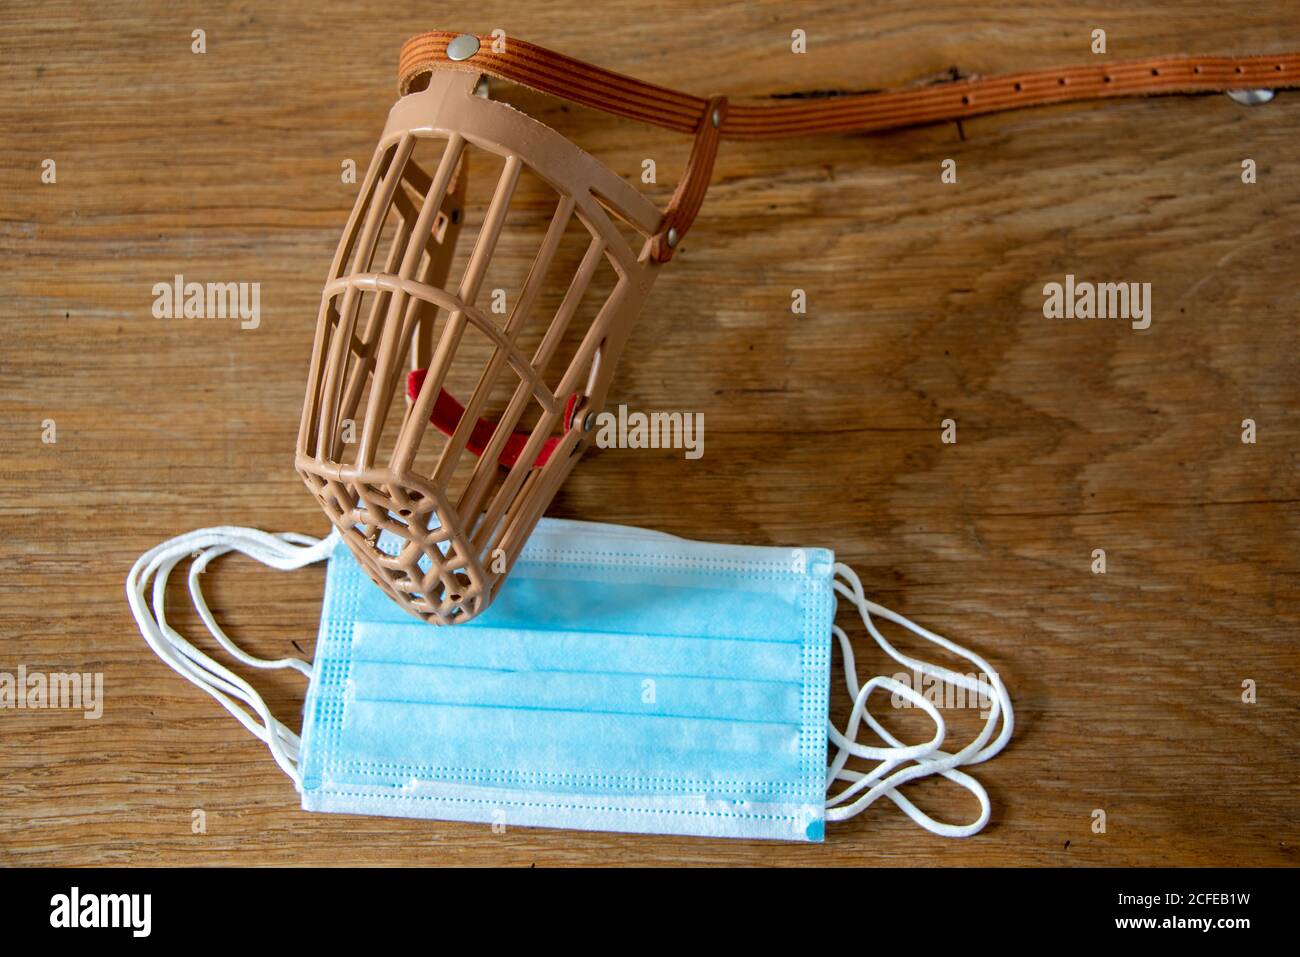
[407, 368, 574, 469]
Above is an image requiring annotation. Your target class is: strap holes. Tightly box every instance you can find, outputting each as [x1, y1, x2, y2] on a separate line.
[961, 94, 971, 106]
[1150, 68, 1160, 77]
[1103, 75, 1113, 83]
[1013, 82, 1023, 92]
[1193, 65, 1203, 74]
[1276, 64, 1285, 72]
[1058, 77, 1068, 86]
[1235, 66, 1245, 74]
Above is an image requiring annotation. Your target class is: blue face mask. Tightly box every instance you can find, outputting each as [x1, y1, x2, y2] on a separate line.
[129, 520, 1013, 841]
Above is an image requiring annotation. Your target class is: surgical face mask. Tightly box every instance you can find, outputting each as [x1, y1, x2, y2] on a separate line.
[128, 519, 1013, 841]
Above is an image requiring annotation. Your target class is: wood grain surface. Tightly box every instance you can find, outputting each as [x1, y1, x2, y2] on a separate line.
[2, 1, 1297, 867]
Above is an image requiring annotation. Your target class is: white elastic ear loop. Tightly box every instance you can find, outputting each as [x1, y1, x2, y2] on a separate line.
[142, 540, 305, 779]
[824, 563, 1012, 834]
[824, 624, 955, 813]
[127, 526, 337, 788]
[825, 619, 946, 771]
[825, 624, 988, 836]
[837, 565, 1014, 765]
[189, 536, 319, 678]
[824, 563, 1014, 838]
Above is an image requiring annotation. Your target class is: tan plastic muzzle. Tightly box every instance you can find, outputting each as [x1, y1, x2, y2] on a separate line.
[302, 31, 1300, 624]
[296, 66, 683, 624]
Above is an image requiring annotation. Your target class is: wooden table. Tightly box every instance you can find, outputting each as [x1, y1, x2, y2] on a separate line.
[2, 1, 1296, 866]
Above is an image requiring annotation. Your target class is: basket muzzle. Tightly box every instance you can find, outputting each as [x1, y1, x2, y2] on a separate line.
[296, 68, 668, 624]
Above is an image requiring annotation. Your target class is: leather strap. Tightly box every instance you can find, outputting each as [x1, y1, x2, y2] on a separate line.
[400, 31, 1300, 139]
[650, 95, 726, 263]
[399, 31, 1300, 256]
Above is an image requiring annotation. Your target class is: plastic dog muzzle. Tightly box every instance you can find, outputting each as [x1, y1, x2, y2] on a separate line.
[300, 31, 1300, 625]
[297, 68, 680, 625]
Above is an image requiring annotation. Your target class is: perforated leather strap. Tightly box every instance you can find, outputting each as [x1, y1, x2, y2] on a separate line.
[399, 31, 1300, 254]
[400, 32, 1300, 137]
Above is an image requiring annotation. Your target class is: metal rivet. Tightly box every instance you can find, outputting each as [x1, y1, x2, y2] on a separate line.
[446, 34, 480, 62]
[1226, 89, 1275, 106]
[666, 227, 679, 247]
[711, 107, 722, 128]
[582, 412, 597, 432]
